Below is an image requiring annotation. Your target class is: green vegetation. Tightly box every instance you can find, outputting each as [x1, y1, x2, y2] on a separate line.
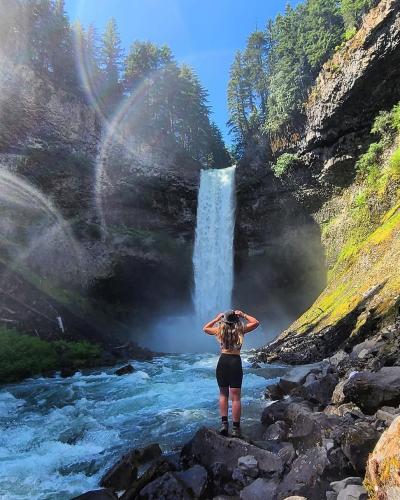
[0, 327, 102, 383]
[340, 0, 379, 30]
[271, 153, 298, 177]
[0, 1, 230, 168]
[227, 0, 380, 156]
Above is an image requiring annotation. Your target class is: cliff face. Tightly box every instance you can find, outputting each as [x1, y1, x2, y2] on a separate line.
[250, 0, 400, 362]
[0, 57, 201, 344]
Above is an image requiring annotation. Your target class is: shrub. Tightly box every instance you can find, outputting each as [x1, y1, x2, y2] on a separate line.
[53, 339, 101, 367]
[0, 328, 102, 383]
[271, 153, 298, 178]
[356, 142, 383, 176]
[389, 147, 400, 179]
[343, 26, 357, 41]
[0, 328, 58, 383]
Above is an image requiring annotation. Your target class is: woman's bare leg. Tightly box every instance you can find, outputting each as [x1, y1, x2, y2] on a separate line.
[219, 387, 229, 417]
[230, 388, 241, 422]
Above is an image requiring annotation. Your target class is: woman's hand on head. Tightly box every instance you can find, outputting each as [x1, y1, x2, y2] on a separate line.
[235, 310, 244, 317]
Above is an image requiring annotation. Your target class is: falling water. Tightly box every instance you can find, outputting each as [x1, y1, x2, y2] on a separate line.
[193, 165, 236, 324]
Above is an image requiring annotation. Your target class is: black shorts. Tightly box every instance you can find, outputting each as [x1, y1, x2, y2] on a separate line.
[216, 354, 243, 388]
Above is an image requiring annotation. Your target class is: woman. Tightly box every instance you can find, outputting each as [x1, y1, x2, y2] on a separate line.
[203, 309, 260, 438]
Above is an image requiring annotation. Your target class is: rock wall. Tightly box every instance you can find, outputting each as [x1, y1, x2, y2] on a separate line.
[253, 0, 400, 364]
[0, 56, 201, 343]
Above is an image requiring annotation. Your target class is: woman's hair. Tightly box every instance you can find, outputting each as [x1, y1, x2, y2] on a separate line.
[217, 321, 244, 350]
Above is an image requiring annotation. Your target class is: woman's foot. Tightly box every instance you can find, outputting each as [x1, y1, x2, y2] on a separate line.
[231, 424, 242, 438]
[219, 421, 229, 436]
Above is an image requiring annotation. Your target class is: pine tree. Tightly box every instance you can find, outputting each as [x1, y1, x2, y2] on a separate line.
[100, 17, 123, 110]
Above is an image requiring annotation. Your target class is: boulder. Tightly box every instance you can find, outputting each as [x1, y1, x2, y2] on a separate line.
[175, 465, 208, 498]
[263, 421, 288, 441]
[337, 484, 367, 500]
[240, 478, 278, 500]
[278, 363, 326, 393]
[329, 350, 348, 367]
[137, 471, 190, 499]
[277, 447, 329, 499]
[343, 367, 400, 414]
[265, 383, 285, 401]
[100, 443, 162, 490]
[72, 489, 117, 500]
[341, 421, 380, 475]
[115, 364, 135, 375]
[375, 406, 400, 426]
[261, 399, 312, 427]
[330, 477, 362, 493]
[332, 380, 347, 405]
[181, 428, 283, 476]
[121, 458, 174, 500]
[365, 415, 400, 499]
[237, 455, 259, 478]
[292, 371, 339, 406]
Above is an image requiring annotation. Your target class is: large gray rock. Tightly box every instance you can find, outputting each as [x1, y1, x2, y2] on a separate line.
[263, 421, 288, 441]
[341, 421, 380, 475]
[240, 478, 278, 500]
[278, 363, 326, 393]
[175, 465, 208, 498]
[343, 367, 400, 414]
[277, 447, 329, 500]
[181, 428, 283, 475]
[137, 471, 190, 499]
[121, 458, 174, 500]
[237, 455, 259, 478]
[261, 399, 312, 427]
[330, 477, 362, 493]
[337, 484, 367, 500]
[100, 443, 162, 490]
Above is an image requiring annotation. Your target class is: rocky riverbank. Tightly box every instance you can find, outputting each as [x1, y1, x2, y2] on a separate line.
[73, 319, 400, 499]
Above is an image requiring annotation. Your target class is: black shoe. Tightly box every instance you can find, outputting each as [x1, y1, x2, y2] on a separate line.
[231, 426, 242, 438]
[219, 422, 229, 436]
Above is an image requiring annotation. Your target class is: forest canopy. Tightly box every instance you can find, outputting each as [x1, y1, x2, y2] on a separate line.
[0, 0, 230, 168]
[227, 0, 379, 156]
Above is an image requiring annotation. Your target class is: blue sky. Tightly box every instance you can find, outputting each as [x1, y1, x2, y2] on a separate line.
[65, 0, 302, 145]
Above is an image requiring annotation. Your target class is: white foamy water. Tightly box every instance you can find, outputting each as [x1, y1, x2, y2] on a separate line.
[0, 353, 285, 500]
[193, 166, 236, 324]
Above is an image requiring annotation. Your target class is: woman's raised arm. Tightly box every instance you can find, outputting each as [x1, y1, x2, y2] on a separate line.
[203, 313, 223, 335]
[235, 310, 260, 334]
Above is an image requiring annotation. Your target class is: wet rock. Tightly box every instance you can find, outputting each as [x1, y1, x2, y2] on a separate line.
[277, 447, 329, 500]
[240, 477, 278, 500]
[72, 489, 117, 500]
[121, 458, 175, 500]
[175, 465, 208, 498]
[265, 383, 285, 401]
[263, 421, 288, 441]
[181, 428, 283, 476]
[115, 364, 135, 376]
[60, 366, 77, 378]
[343, 367, 400, 414]
[341, 421, 380, 475]
[101, 443, 162, 490]
[137, 471, 190, 499]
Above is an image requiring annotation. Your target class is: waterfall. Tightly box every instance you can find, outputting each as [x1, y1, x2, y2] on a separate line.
[193, 165, 236, 324]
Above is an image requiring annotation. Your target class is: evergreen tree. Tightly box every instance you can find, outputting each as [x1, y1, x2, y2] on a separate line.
[100, 17, 123, 109]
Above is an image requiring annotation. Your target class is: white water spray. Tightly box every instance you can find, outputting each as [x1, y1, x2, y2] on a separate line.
[193, 165, 236, 324]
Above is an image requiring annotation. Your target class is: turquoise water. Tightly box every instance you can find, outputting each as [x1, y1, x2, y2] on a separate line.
[0, 352, 282, 500]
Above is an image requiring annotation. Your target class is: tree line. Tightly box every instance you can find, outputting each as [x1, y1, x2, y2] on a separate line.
[0, 0, 230, 168]
[228, 0, 379, 157]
